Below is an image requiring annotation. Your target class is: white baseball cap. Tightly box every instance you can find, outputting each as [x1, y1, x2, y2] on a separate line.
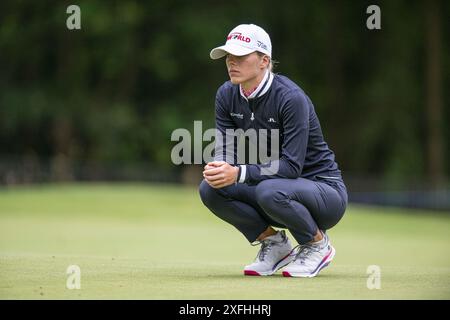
[210, 24, 272, 59]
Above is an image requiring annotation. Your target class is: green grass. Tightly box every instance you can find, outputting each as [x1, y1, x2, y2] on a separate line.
[0, 183, 449, 299]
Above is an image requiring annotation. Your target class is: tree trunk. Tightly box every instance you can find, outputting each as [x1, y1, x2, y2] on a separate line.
[425, 0, 444, 188]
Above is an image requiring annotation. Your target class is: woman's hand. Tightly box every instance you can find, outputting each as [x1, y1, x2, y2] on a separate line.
[203, 161, 239, 189]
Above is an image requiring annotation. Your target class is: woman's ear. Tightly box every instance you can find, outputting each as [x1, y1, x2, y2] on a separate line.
[260, 55, 270, 69]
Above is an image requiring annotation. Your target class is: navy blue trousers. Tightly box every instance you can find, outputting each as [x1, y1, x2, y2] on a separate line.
[199, 177, 348, 245]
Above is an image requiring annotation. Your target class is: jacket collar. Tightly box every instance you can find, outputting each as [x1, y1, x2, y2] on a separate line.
[239, 70, 274, 101]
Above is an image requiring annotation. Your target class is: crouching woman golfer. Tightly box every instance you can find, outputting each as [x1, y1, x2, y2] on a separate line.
[199, 24, 348, 277]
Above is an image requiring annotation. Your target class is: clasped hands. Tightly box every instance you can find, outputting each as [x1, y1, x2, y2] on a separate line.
[203, 161, 239, 189]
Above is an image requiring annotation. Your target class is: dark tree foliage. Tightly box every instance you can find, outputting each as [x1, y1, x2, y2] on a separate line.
[0, 0, 448, 188]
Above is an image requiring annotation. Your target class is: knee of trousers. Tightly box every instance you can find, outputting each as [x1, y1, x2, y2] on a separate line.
[199, 179, 220, 208]
[255, 181, 289, 213]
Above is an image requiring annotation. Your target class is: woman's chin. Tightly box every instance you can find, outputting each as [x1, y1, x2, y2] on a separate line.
[229, 77, 242, 85]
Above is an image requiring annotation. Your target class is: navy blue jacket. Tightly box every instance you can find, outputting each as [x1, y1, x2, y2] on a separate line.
[214, 72, 342, 185]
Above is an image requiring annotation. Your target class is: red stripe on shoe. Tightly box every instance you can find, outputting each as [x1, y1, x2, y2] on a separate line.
[244, 270, 261, 276]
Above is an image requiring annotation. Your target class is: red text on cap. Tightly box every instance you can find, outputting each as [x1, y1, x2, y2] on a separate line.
[227, 32, 251, 43]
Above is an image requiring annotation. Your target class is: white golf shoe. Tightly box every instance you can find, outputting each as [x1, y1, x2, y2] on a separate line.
[282, 232, 335, 278]
[244, 230, 295, 276]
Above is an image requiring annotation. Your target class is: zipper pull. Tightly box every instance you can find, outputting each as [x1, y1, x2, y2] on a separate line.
[251, 112, 254, 121]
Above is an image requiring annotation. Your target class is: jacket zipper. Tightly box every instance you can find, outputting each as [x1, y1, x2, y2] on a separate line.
[249, 99, 255, 125]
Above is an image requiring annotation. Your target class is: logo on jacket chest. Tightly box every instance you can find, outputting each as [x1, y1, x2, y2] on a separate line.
[230, 112, 244, 119]
[230, 112, 277, 124]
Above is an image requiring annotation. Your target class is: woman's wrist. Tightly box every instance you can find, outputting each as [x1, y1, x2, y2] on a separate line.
[234, 165, 241, 184]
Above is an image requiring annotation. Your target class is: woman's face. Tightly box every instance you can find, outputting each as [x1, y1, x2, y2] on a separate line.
[225, 52, 268, 85]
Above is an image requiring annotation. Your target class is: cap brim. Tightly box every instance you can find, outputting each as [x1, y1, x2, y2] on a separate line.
[210, 43, 255, 60]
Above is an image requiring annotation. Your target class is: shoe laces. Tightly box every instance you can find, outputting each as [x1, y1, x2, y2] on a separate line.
[251, 239, 275, 262]
[292, 238, 326, 264]
[296, 244, 319, 262]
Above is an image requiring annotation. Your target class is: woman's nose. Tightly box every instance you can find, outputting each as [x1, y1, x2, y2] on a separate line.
[227, 55, 237, 64]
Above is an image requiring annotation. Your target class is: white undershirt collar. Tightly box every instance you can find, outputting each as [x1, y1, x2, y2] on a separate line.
[239, 70, 274, 101]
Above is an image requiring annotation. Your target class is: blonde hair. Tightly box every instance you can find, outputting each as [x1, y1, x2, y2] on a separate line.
[256, 51, 278, 72]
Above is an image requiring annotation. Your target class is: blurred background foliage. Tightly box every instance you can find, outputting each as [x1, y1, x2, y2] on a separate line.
[0, 0, 448, 194]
